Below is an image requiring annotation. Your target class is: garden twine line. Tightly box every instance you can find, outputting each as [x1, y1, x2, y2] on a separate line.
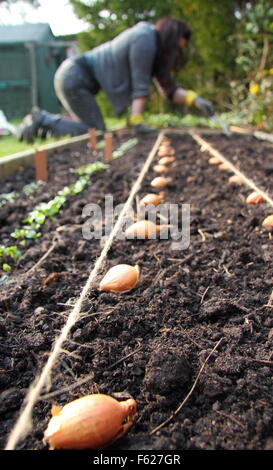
[5, 130, 165, 451]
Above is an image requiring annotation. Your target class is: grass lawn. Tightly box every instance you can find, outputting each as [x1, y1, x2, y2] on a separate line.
[0, 117, 128, 158]
[0, 134, 65, 158]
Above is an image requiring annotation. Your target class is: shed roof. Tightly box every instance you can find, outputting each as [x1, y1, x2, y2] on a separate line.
[0, 23, 55, 44]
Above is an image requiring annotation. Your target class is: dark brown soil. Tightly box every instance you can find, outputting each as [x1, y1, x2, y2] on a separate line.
[0, 130, 272, 452]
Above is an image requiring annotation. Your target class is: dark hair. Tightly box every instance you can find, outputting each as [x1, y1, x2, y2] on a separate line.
[155, 17, 192, 46]
[154, 17, 192, 73]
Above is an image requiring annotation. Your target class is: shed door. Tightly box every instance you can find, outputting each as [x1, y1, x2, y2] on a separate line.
[0, 45, 31, 120]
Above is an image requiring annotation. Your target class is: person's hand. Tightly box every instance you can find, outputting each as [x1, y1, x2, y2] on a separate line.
[194, 96, 215, 117]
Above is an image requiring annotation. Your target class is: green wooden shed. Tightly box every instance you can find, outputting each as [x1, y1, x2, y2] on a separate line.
[0, 23, 75, 120]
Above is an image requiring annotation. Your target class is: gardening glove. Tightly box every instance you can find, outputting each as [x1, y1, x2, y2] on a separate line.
[128, 114, 156, 135]
[184, 90, 215, 117]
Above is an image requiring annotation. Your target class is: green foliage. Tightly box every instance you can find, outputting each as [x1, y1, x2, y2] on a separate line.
[0, 181, 44, 209]
[70, 0, 173, 48]
[230, 0, 273, 130]
[0, 161, 106, 271]
[69, 0, 242, 113]
[0, 191, 19, 208]
[69, 1, 273, 129]
[146, 112, 229, 129]
[0, 245, 22, 271]
[112, 138, 138, 159]
[76, 161, 106, 176]
[2, 263, 11, 272]
[8, 162, 104, 245]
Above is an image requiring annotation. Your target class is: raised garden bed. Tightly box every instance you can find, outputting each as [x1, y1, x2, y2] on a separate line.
[0, 130, 272, 452]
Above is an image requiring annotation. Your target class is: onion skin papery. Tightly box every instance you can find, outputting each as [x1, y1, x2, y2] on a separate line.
[209, 157, 222, 165]
[139, 191, 165, 206]
[43, 394, 137, 450]
[157, 146, 175, 157]
[219, 162, 232, 171]
[151, 176, 172, 188]
[158, 156, 176, 165]
[228, 175, 244, 185]
[125, 220, 172, 240]
[262, 214, 273, 231]
[153, 164, 169, 174]
[125, 220, 159, 239]
[99, 264, 140, 293]
[246, 192, 265, 204]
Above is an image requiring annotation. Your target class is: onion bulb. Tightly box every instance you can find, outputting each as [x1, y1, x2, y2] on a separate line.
[125, 220, 171, 239]
[158, 156, 176, 165]
[139, 191, 165, 206]
[161, 137, 171, 145]
[99, 264, 140, 293]
[262, 214, 273, 230]
[209, 156, 222, 165]
[151, 176, 172, 188]
[228, 175, 244, 185]
[219, 162, 231, 171]
[153, 164, 169, 174]
[44, 394, 137, 450]
[157, 146, 175, 157]
[246, 192, 265, 205]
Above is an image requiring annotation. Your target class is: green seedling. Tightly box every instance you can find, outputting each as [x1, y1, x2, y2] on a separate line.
[0, 181, 45, 209]
[0, 191, 19, 208]
[112, 138, 138, 159]
[9, 162, 106, 243]
[0, 245, 21, 271]
[2, 263, 12, 272]
[76, 161, 107, 176]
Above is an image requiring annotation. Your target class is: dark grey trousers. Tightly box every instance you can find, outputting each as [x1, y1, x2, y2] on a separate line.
[40, 58, 106, 136]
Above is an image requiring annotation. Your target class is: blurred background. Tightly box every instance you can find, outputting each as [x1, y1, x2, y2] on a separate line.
[0, 0, 272, 146]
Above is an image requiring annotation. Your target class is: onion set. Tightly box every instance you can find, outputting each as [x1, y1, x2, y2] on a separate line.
[219, 162, 231, 171]
[151, 176, 172, 188]
[139, 191, 165, 206]
[153, 164, 169, 174]
[157, 146, 175, 157]
[246, 192, 265, 204]
[158, 156, 176, 165]
[125, 220, 172, 239]
[262, 214, 273, 230]
[209, 156, 222, 165]
[228, 175, 244, 185]
[43, 394, 137, 450]
[99, 264, 140, 292]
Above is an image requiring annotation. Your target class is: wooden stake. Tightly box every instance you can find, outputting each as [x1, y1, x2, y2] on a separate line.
[104, 132, 113, 161]
[88, 128, 97, 150]
[34, 149, 48, 181]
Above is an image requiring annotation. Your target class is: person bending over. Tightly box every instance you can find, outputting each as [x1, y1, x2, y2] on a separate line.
[17, 17, 214, 143]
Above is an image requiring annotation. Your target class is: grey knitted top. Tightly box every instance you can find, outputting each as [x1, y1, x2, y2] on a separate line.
[84, 22, 157, 115]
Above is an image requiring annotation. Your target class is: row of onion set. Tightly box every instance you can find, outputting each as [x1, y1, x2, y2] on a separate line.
[118, 137, 175, 241]
[99, 137, 176, 294]
[208, 154, 273, 230]
[43, 137, 176, 450]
